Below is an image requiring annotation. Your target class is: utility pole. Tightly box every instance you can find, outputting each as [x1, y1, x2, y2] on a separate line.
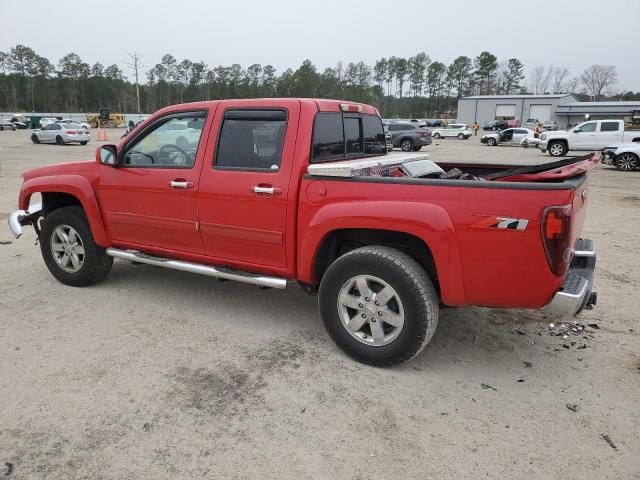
[125, 52, 143, 115]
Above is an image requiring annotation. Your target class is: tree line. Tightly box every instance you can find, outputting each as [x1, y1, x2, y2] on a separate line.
[0, 44, 636, 118]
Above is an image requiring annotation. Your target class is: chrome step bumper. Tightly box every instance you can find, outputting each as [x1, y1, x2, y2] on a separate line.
[106, 248, 287, 290]
[8, 203, 43, 239]
[545, 238, 597, 316]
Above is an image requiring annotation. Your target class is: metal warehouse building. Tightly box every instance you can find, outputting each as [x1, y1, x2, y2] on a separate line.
[457, 94, 577, 127]
[555, 101, 640, 129]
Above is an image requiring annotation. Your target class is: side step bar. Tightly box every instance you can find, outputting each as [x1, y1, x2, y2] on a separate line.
[106, 248, 287, 290]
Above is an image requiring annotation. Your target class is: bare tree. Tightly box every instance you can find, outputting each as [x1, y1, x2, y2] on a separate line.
[565, 76, 581, 94]
[581, 65, 617, 100]
[125, 52, 144, 114]
[551, 66, 570, 93]
[529, 65, 554, 94]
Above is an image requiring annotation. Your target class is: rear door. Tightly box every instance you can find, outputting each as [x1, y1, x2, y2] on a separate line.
[597, 121, 623, 147]
[197, 100, 300, 269]
[512, 129, 529, 144]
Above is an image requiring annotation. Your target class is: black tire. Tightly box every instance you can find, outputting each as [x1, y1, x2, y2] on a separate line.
[80, 141, 88, 145]
[56, 135, 64, 146]
[487, 137, 497, 146]
[548, 141, 567, 157]
[31, 134, 40, 144]
[433, 133, 441, 139]
[39, 206, 113, 287]
[615, 152, 639, 171]
[0, 125, 3, 131]
[400, 138, 414, 152]
[457, 133, 464, 140]
[412, 146, 422, 151]
[318, 246, 439, 367]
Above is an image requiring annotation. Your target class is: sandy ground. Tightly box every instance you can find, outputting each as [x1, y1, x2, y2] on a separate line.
[0, 129, 638, 479]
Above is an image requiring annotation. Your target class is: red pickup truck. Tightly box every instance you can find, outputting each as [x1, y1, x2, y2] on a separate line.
[8, 99, 598, 366]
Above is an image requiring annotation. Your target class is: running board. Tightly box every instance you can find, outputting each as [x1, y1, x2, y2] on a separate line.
[105, 248, 287, 290]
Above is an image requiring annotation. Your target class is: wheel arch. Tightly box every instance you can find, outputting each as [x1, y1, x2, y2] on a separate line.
[19, 175, 110, 246]
[299, 203, 468, 306]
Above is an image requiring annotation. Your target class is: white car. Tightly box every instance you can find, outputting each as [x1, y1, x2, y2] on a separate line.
[601, 143, 640, 171]
[39, 117, 59, 128]
[56, 118, 90, 130]
[482, 128, 536, 146]
[0, 118, 17, 131]
[31, 123, 90, 145]
[431, 124, 472, 140]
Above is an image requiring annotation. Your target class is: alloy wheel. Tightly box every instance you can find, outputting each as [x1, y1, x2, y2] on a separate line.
[50, 224, 85, 273]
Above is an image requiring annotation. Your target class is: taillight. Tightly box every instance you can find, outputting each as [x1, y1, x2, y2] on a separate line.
[66, 130, 76, 135]
[541, 205, 572, 276]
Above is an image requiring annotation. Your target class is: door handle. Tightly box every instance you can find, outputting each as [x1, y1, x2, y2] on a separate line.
[252, 184, 282, 196]
[170, 180, 194, 189]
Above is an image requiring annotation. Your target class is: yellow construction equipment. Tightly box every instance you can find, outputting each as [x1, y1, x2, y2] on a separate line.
[86, 108, 125, 128]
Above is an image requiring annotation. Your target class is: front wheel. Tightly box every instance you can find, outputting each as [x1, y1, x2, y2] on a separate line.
[318, 246, 439, 367]
[55, 135, 64, 146]
[457, 133, 464, 140]
[80, 141, 88, 145]
[31, 134, 40, 144]
[615, 152, 639, 171]
[548, 141, 567, 157]
[400, 139, 414, 152]
[433, 133, 441, 139]
[487, 137, 497, 146]
[39, 206, 113, 287]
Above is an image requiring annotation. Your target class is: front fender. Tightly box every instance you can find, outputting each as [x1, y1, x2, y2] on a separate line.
[299, 200, 468, 306]
[19, 174, 109, 246]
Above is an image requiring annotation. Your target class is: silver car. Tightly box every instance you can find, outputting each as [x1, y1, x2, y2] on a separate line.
[31, 123, 90, 145]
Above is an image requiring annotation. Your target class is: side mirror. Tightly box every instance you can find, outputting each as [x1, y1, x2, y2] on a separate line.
[574, 128, 582, 133]
[97, 144, 118, 165]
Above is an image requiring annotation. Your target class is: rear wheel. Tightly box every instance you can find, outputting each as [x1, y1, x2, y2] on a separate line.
[487, 137, 497, 146]
[56, 135, 64, 146]
[400, 139, 414, 152]
[31, 134, 40, 144]
[39, 206, 113, 287]
[615, 152, 639, 171]
[433, 133, 441, 139]
[80, 141, 88, 145]
[412, 146, 422, 151]
[457, 133, 464, 140]
[548, 141, 567, 157]
[318, 246, 439, 367]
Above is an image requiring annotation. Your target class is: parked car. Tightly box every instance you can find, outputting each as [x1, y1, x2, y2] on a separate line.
[539, 120, 640, 157]
[56, 119, 91, 130]
[481, 128, 536, 146]
[0, 119, 17, 131]
[31, 123, 90, 145]
[9, 98, 598, 367]
[542, 121, 558, 131]
[10, 117, 28, 129]
[524, 118, 540, 129]
[431, 124, 472, 140]
[601, 143, 640, 171]
[507, 118, 521, 128]
[483, 120, 508, 131]
[39, 117, 59, 128]
[385, 122, 432, 151]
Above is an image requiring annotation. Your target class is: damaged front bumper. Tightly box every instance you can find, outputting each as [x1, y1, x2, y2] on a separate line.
[545, 238, 597, 316]
[8, 203, 42, 239]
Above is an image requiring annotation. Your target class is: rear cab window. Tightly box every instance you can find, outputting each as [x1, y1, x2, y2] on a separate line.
[311, 112, 386, 162]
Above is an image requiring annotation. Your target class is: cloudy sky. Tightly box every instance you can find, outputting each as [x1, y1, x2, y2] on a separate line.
[1, 0, 638, 90]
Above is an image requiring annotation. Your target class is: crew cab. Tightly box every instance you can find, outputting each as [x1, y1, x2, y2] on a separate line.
[539, 119, 640, 157]
[8, 99, 598, 367]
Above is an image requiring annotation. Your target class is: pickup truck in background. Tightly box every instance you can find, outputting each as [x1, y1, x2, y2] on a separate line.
[539, 119, 640, 157]
[8, 98, 599, 367]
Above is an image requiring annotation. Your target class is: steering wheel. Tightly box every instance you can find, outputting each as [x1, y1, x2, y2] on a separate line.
[158, 143, 189, 165]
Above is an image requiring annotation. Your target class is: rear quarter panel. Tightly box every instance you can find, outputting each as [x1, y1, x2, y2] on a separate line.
[298, 177, 577, 308]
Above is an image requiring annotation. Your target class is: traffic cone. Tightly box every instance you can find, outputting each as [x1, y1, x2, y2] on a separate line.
[97, 128, 102, 141]
[103, 128, 108, 141]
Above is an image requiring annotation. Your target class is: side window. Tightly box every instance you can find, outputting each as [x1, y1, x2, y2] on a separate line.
[215, 110, 286, 171]
[124, 112, 206, 168]
[312, 113, 344, 161]
[403, 124, 415, 130]
[52, 124, 61, 130]
[363, 115, 386, 155]
[388, 124, 401, 132]
[600, 121, 620, 132]
[579, 122, 597, 133]
[344, 117, 362, 155]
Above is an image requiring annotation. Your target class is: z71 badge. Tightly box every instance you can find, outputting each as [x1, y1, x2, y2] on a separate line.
[470, 216, 529, 231]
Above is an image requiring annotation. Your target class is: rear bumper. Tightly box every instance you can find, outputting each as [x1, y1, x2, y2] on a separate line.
[545, 238, 597, 316]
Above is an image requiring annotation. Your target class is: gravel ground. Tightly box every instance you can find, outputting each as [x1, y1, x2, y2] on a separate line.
[0, 129, 638, 479]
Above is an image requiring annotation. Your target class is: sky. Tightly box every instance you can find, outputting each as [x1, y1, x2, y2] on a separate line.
[1, 0, 638, 91]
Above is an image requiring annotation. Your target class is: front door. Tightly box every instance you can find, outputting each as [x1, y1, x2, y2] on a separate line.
[572, 121, 597, 149]
[197, 100, 300, 270]
[98, 110, 212, 254]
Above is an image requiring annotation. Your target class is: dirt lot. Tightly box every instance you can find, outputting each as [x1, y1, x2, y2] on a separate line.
[0, 129, 639, 479]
